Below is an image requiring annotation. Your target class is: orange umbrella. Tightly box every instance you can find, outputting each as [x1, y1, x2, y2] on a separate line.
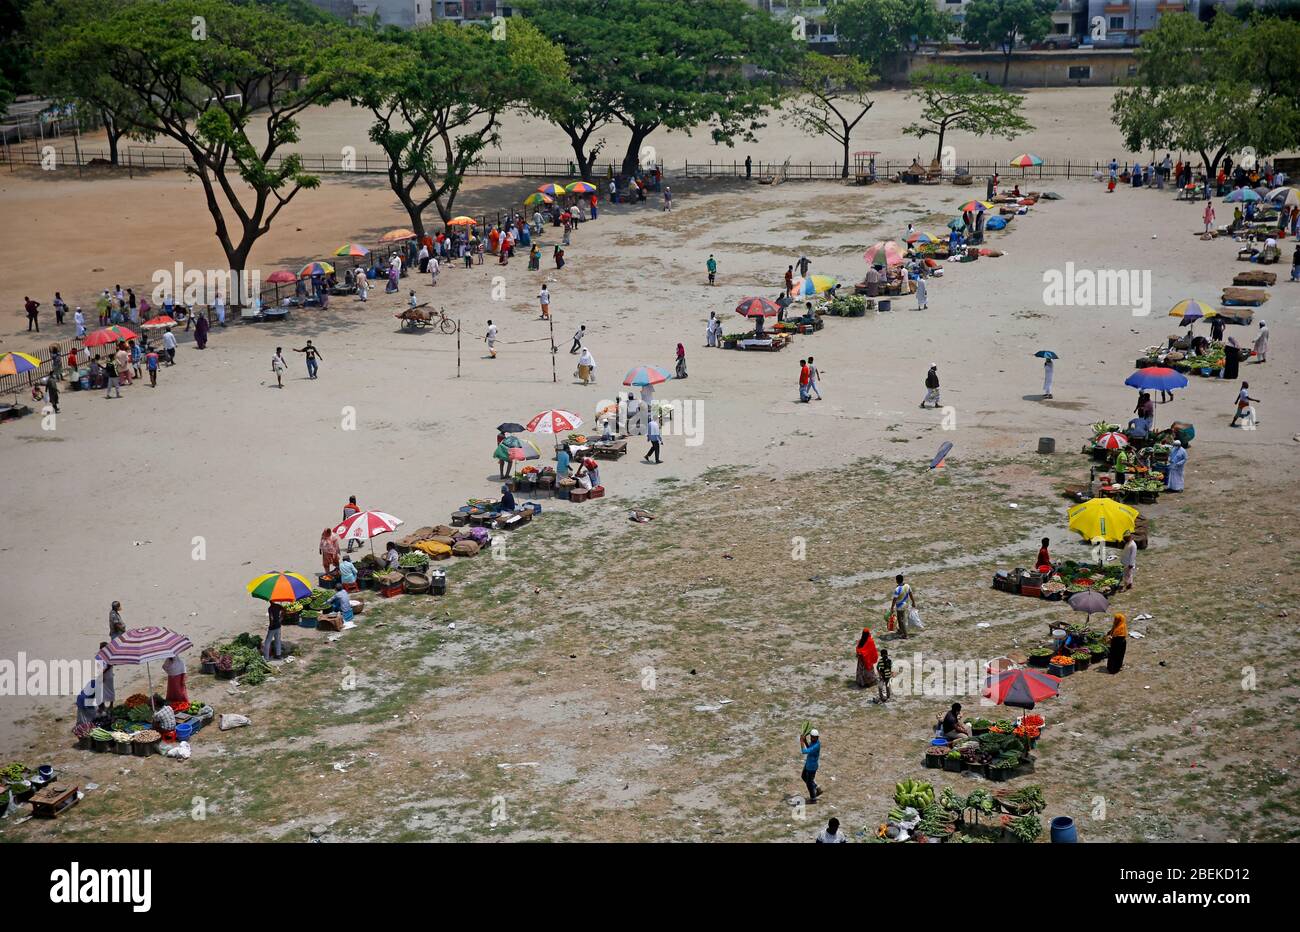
[380, 229, 417, 242]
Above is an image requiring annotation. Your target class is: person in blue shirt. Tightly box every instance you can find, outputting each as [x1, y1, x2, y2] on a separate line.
[338, 555, 357, 587]
[496, 484, 516, 513]
[800, 729, 822, 803]
[329, 584, 354, 624]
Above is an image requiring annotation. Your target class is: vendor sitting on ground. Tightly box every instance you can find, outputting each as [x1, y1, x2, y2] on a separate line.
[940, 702, 970, 741]
[385, 542, 400, 570]
[339, 554, 358, 588]
[600, 419, 614, 442]
[1126, 416, 1150, 440]
[325, 583, 354, 625]
[496, 484, 516, 514]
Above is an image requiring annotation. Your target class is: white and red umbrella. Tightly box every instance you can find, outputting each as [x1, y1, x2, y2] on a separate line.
[527, 409, 583, 434]
[334, 510, 404, 553]
[1094, 431, 1129, 451]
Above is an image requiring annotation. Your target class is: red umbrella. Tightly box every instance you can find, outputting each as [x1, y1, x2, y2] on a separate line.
[141, 315, 177, 329]
[735, 297, 778, 319]
[982, 668, 1060, 709]
[84, 325, 138, 347]
[266, 270, 298, 284]
[1094, 431, 1128, 451]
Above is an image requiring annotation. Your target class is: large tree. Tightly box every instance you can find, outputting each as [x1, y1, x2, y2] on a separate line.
[903, 65, 1032, 164]
[35, 0, 379, 304]
[961, 0, 1054, 86]
[1111, 12, 1300, 177]
[520, 0, 797, 178]
[785, 54, 877, 179]
[829, 0, 952, 74]
[351, 20, 567, 236]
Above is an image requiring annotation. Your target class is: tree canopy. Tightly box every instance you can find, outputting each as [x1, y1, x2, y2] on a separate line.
[519, 0, 798, 177]
[902, 64, 1032, 164]
[829, 0, 952, 74]
[785, 53, 878, 178]
[961, 0, 1054, 86]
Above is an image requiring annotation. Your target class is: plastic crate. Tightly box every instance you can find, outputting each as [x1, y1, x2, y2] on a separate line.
[588, 486, 605, 499]
[380, 583, 404, 598]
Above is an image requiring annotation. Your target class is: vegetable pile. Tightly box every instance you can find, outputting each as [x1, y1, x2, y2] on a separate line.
[893, 778, 935, 810]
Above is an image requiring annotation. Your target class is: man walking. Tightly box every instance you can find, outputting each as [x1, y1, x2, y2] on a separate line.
[920, 364, 941, 408]
[706, 253, 717, 286]
[798, 359, 811, 403]
[271, 346, 287, 388]
[643, 414, 662, 464]
[484, 320, 498, 359]
[24, 296, 40, 332]
[570, 324, 585, 354]
[807, 356, 823, 401]
[1120, 532, 1137, 591]
[915, 275, 928, 310]
[1230, 380, 1259, 427]
[663, 186, 672, 211]
[146, 346, 159, 386]
[293, 340, 322, 378]
[890, 573, 920, 639]
[162, 327, 178, 366]
[799, 729, 822, 803]
[74, 306, 86, 338]
[538, 284, 551, 320]
[103, 353, 122, 399]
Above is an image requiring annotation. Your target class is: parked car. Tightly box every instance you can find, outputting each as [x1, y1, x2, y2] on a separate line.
[1032, 35, 1082, 50]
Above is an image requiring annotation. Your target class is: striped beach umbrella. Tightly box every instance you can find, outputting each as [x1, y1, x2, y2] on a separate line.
[906, 232, 936, 245]
[527, 409, 583, 434]
[300, 261, 335, 278]
[97, 627, 193, 665]
[246, 571, 315, 603]
[567, 181, 597, 194]
[84, 325, 138, 347]
[622, 365, 672, 387]
[735, 296, 779, 319]
[795, 275, 838, 297]
[1225, 188, 1260, 203]
[334, 511, 405, 551]
[0, 352, 41, 377]
[1009, 154, 1043, 167]
[863, 240, 905, 267]
[522, 193, 553, 208]
[1168, 299, 1216, 321]
[333, 243, 370, 257]
[1094, 431, 1129, 451]
[537, 183, 567, 197]
[959, 199, 994, 212]
[982, 667, 1060, 710]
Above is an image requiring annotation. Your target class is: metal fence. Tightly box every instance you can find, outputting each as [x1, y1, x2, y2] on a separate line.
[682, 158, 1115, 181]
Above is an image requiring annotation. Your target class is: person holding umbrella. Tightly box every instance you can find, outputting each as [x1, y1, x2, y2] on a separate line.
[1036, 350, 1057, 398]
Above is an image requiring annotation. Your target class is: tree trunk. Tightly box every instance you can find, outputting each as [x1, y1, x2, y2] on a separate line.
[841, 132, 850, 179]
[621, 124, 656, 178]
[104, 115, 123, 166]
[1003, 49, 1012, 87]
[396, 189, 427, 240]
[562, 125, 599, 180]
[934, 123, 948, 166]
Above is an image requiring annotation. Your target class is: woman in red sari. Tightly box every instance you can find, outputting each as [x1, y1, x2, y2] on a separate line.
[162, 655, 188, 707]
[320, 527, 340, 574]
[855, 627, 879, 688]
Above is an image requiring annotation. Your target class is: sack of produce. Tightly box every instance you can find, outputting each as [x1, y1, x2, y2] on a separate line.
[414, 539, 452, 558]
[452, 540, 481, 557]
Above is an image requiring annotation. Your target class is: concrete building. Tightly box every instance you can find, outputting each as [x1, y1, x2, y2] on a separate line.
[307, 0, 433, 28]
[748, 1, 840, 47]
[434, 0, 512, 23]
[1085, 0, 1201, 46]
[891, 47, 1139, 85]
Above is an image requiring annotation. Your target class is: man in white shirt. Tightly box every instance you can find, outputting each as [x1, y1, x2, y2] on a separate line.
[74, 307, 86, 338]
[1120, 533, 1137, 590]
[163, 328, 178, 365]
[484, 320, 498, 359]
[214, 292, 226, 327]
[539, 284, 551, 320]
[815, 817, 847, 843]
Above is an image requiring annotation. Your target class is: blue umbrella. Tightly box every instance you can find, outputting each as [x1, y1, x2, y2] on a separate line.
[929, 441, 953, 470]
[1124, 367, 1189, 391]
[1225, 188, 1260, 203]
[1034, 350, 1059, 359]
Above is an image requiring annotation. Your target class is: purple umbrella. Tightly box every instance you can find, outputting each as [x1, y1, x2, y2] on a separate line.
[1067, 590, 1110, 626]
[97, 627, 194, 711]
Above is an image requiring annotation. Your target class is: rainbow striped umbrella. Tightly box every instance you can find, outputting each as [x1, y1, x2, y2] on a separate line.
[334, 511, 404, 551]
[959, 200, 994, 212]
[863, 240, 905, 267]
[97, 626, 194, 665]
[567, 181, 597, 194]
[300, 261, 335, 278]
[622, 365, 672, 387]
[523, 193, 553, 208]
[527, 409, 583, 433]
[796, 275, 838, 297]
[906, 232, 936, 245]
[84, 325, 138, 347]
[0, 352, 41, 377]
[246, 571, 315, 603]
[333, 243, 370, 257]
[735, 296, 779, 319]
[537, 183, 567, 197]
[1009, 153, 1043, 168]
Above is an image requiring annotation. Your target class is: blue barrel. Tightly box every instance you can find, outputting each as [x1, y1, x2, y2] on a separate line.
[1050, 816, 1078, 843]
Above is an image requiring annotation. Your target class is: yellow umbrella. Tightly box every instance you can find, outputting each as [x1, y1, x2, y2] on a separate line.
[1067, 498, 1139, 543]
[0, 351, 42, 377]
[447, 216, 477, 226]
[1168, 299, 1216, 319]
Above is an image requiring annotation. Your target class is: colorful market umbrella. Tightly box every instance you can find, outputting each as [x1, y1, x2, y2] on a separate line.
[522, 193, 553, 208]
[246, 571, 315, 603]
[1124, 366, 1188, 392]
[527, 409, 583, 434]
[0, 351, 41, 377]
[1009, 154, 1043, 168]
[334, 511, 405, 554]
[380, 228, 417, 242]
[795, 275, 838, 297]
[1094, 431, 1129, 451]
[300, 261, 335, 278]
[905, 232, 936, 245]
[982, 667, 1060, 710]
[266, 269, 298, 284]
[735, 296, 779, 319]
[1168, 299, 1216, 321]
[623, 365, 672, 387]
[141, 315, 178, 329]
[84, 325, 138, 347]
[1225, 187, 1260, 203]
[567, 181, 597, 194]
[97, 626, 194, 711]
[1033, 350, 1058, 359]
[333, 243, 370, 257]
[447, 216, 477, 226]
[1266, 186, 1299, 209]
[863, 240, 904, 267]
[537, 183, 567, 197]
[1068, 497, 1139, 543]
[958, 200, 994, 212]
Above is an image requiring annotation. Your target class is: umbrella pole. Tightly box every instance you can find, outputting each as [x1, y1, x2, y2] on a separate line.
[147, 662, 155, 711]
